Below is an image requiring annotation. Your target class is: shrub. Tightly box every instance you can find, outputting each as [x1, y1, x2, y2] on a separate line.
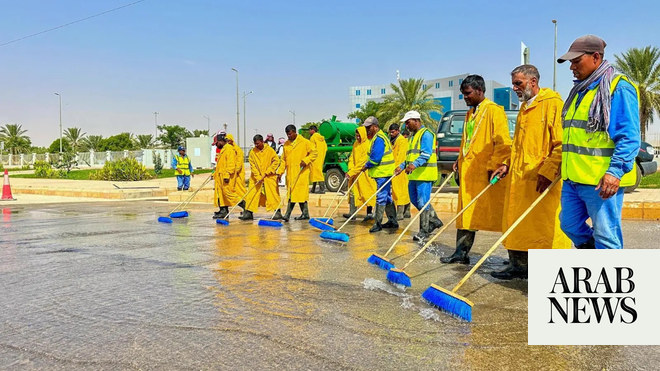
[34, 161, 57, 178]
[153, 153, 163, 175]
[90, 157, 154, 181]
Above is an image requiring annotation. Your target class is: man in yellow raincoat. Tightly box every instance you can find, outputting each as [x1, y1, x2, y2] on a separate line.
[309, 125, 328, 194]
[277, 124, 317, 221]
[226, 134, 247, 213]
[488, 65, 571, 279]
[442, 75, 512, 264]
[389, 123, 411, 220]
[241, 134, 283, 220]
[343, 126, 377, 221]
[213, 136, 236, 219]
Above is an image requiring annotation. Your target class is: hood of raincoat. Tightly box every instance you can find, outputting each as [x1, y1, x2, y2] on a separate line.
[529, 88, 561, 106]
[355, 126, 367, 144]
[226, 133, 235, 143]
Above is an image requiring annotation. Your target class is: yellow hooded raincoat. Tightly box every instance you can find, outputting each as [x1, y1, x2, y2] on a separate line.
[310, 132, 327, 183]
[503, 88, 570, 251]
[391, 134, 410, 206]
[278, 134, 317, 203]
[245, 145, 282, 213]
[214, 143, 237, 207]
[457, 98, 512, 232]
[347, 126, 377, 209]
[226, 134, 246, 199]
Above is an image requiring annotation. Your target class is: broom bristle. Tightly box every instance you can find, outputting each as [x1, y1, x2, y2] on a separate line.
[216, 219, 229, 225]
[309, 218, 336, 231]
[421, 284, 473, 322]
[319, 231, 349, 243]
[158, 216, 173, 223]
[386, 268, 411, 287]
[170, 211, 189, 218]
[258, 219, 282, 227]
[367, 254, 395, 270]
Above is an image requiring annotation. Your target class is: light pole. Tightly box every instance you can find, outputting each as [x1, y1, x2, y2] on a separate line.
[242, 91, 253, 148]
[54, 93, 62, 154]
[552, 19, 557, 91]
[231, 68, 240, 146]
[289, 110, 296, 126]
[154, 111, 159, 139]
[203, 115, 210, 136]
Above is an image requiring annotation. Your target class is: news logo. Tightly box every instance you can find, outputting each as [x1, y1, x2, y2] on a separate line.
[528, 250, 660, 345]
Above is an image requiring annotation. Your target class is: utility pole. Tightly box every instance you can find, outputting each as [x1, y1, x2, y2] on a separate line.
[552, 19, 558, 91]
[203, 115, 210, 135]
[154, 112, 159, 139]
[231, 68, 240, 146]
[242, 91, 253, 148]
[54, 93, 62, 153]
[289, 110, 296, 126]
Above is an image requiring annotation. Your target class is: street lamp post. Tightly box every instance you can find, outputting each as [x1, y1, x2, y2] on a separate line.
[54, 93, 62, 154]
[231, 68, 240, 146]
[154, 111, 159, 139]
[552, 19, 557, 91]
[289, 110, 296, 126]
[242, 91, 253, 148]
[203, 115, 210, 135]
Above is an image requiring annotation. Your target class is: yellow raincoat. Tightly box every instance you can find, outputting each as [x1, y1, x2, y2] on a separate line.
[310, 132, 327, 183]
[214, 144, 237, 207]
[278, 134, 317, 203]
[347, 127, 377, 208]
[226, 134, 246, 199]
[391, 134, 410, 206]
[245, 145, 282, 213]
[503, 88, 570, 251]
[457, 98, 512, 232]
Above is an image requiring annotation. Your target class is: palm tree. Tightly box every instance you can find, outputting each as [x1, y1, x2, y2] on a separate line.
[0, 123, 31, 155]
[83, 135, 104, 151]
[377, 78, 444, 130]
[64, 127, 86, 153]
[136, 134, 155, 148]
[614, 46, 660, 141]
[192, 129, 210, 137]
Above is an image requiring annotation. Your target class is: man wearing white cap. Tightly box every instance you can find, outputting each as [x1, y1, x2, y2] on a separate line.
[394, 110, 443, 241]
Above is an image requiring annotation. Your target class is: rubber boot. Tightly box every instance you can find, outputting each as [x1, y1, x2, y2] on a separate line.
[272, 209, 284, 220]
[317, 182, 326, 194]
[363, 206, 374, 222]
[491, 250, 528, 280]
[576, 237, 596, 249]
[310, 183, 317, 194]
[403, 203, 411, 218]
[213, 208, 223, 219]
[382, 203, 399, 229]
[397, 205, 405, 221]
[413, 209, 432, 242]
[369, 204, 385, 233]
[429, 207, 444, 232]
[440, 229, 475, 264]
[343, 195, 357, 219]
[238, 200, 246, 210]
[239, 210, 254, 220]
[295, 202, 310, 220]
[215, 206, 228, 219]
[283, 202, 294, 222]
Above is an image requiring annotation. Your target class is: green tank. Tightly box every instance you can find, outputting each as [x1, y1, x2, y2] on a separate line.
[319, 116, 358, 192]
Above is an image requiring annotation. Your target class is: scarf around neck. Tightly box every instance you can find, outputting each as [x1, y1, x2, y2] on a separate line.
[562, 60, 615, 134]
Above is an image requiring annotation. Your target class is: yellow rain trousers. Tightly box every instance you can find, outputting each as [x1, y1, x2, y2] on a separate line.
[214, 144, 237, 207]
[245, 145, 282, 213]
[226, 134, 246, 200]
[503, 88, 571, 251]
[391, 134, 410, 206]
[457, 98, 512, 232]
[277, 135, 317, 203]
[310, 132, 327, 183]
[347, 126, 376, 209]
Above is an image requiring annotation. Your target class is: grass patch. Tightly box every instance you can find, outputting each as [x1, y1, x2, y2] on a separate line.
[12, 168, 213, 180]
[640, 171, 660, 188]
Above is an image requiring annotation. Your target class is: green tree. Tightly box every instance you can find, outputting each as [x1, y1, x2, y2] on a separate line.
[157, 125, 192, 149]
[100, 133, 137, 151]
[192, 129, 210, 137]
[347, 101, 386, 124]
[64, 127, 86, 153]
[48, 138, 71, 153]
[299, 120, 326, 139]
[136, 134, 156, 148]
[0, 123, 32, 155]
[377, 78, 443, 130]
[83, 135, 104, 151]
[614, 46, 660, 141]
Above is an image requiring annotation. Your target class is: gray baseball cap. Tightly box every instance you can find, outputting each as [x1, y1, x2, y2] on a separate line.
[363, 116, 379, 127]
[558, 35, 607, 63]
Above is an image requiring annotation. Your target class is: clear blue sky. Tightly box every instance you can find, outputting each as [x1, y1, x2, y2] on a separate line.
[1, 0, 659, 147]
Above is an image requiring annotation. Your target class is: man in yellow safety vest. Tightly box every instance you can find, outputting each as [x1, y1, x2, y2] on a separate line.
[172, 146, 194, 191]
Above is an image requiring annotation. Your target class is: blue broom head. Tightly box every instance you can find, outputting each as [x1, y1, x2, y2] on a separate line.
[386, 268, 411, 287]
[158, 216, 173, 223]
[319, 230, 349, 243]
[170, 211, 189, 218]
[258, 219, 283, 227]
[309, 218, 336, 231]
[421, 284, 473, 322]
[216, 219, 229, 225]
[367, 254, 395, 270]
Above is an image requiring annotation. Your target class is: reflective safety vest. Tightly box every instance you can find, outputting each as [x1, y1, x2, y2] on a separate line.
[562, 75, 638, 186]
[175, 155, 191, 176]
[367, 130, 396, 178]
[406, 127, 438, 181]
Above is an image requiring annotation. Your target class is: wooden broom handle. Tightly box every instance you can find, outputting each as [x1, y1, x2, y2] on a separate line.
[170, 175, 213, 214]
[320, 175, 349, 218]
[225, 179, 263, 218]
[451, 176, 560, 293]
[336, 173, 394, 232]
[327, 172, 363, 219]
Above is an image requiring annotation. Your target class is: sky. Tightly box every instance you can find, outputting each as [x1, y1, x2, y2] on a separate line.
[1, 0, 659, 148]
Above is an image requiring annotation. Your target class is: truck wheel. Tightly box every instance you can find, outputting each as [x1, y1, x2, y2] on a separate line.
[624, 163, 642, 193]
[325, 168, 345, 193]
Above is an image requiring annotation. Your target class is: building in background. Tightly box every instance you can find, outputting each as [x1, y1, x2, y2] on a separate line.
[349, 74, 518, 121]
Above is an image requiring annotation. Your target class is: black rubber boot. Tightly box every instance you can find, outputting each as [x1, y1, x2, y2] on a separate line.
[576, 237, 596, 249]
[429, 208, 444, 232]
[283, 202, 294, 222]
[272, 209, 284, 220]
[369, 204, 385, 233]
[382, 203, 399, 229]
[317, 182, 326, 194]
[238, 200, 246, 210]
[239, 210, 254, 220]
[310, 183, 317, 194]
[441, 229, 475, 264]
[413, 209, 431, 242]
[403, 203, 411, 218]
[396, 205, 404, 221]
[490, 250, 528, 280]
[343, 195, 357, 219]
[363, 206, 374, 222]
[215, 207, 228, 219]
[213, 208, 223, 219]
[295, 202, 310, 220]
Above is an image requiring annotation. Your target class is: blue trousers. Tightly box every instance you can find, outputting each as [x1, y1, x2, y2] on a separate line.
[560, 180, 625, 249]
[177, 175, 191, 190]
[408, 180, 432, 211]
[374, 177, 393, 205]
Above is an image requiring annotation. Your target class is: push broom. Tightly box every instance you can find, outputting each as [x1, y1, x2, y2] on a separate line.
[257, 165, 307, 227]
[308, 175, 346, 230]
[386, 176, 501, 287]
[158, 176, 213, 223]
[216, 179, 263, 225]
[319, 174, 394, 243]
[368, 172, 454, 270]
[309, 172, 364, 231]
[421, 177, 559, 322]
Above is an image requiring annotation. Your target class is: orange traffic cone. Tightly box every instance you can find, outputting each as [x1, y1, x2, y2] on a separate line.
[1, 169, 16, 201]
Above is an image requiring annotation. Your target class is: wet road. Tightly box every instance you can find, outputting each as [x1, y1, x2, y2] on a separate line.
[1, 202, 659, 370]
